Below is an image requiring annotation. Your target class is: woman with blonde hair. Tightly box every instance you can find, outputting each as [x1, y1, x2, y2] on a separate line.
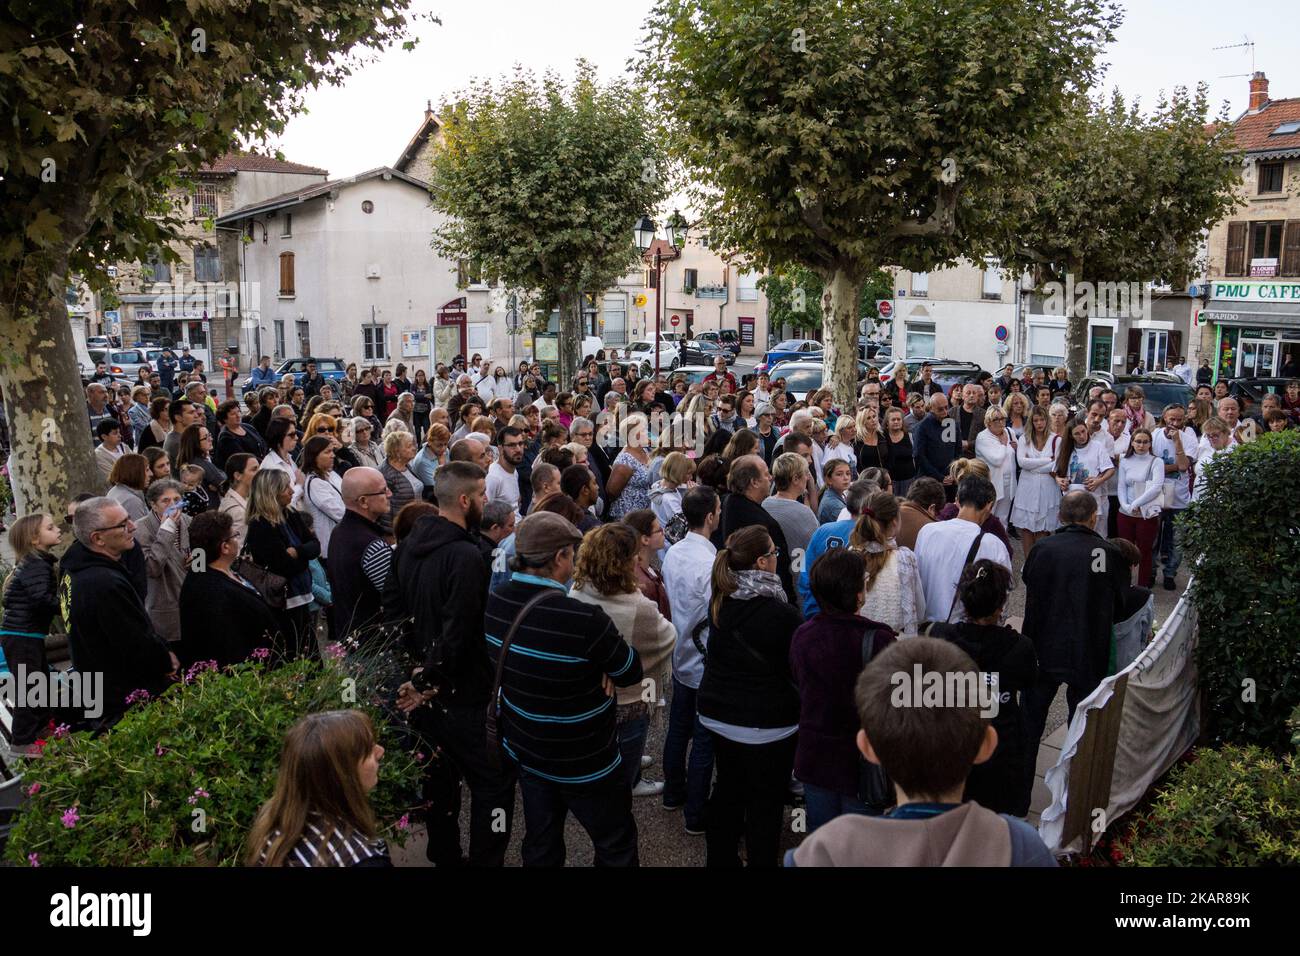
[853, 403, 883, 473]
[246, 467, 320, 659]
[607, 412, 654, 520]
[570, 523, 677, 796]
[379, 430, 421, 533]
[824, 414, 857, 477]
[1, 512, 63, 749]
[649, 450, 695, 535]
[411, 421, 451, 489]
[247, 710, 390, 867]
[1012, 404, 1062, 553]
[975, 405, 1017, 525]
[1048, 365, 1072, 397]
[1002, 391, 1031, 442]
[849, 490, 925, 634]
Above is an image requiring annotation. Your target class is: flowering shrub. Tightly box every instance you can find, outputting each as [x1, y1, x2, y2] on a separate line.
[5, 651, 423, 866]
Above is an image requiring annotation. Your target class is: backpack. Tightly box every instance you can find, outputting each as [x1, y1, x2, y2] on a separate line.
[664, 510, 690, 546]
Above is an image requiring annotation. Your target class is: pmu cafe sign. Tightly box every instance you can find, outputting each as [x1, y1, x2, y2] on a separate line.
[1211, 280, 1300, 302]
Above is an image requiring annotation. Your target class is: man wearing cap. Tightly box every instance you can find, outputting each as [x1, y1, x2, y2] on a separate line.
[389, 461, 516, 867]
[486, 511, 644, 866]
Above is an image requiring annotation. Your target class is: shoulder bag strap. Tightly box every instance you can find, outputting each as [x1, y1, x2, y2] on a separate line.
[945, 531, 986, 623]
[690, 614, 709, 658]
[485, 589, 558, 754]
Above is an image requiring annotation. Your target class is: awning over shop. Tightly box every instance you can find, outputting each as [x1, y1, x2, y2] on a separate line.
[1201, 300, 1300, 329]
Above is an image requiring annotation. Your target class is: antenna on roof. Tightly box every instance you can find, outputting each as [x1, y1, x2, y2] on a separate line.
[1213, 35, 1255, 78]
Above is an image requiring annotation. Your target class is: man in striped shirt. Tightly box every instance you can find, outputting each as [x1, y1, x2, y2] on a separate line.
[487, 511, 644, 866]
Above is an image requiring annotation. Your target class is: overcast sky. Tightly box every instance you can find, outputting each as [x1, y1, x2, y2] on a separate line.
[273, 0, 1297, 183]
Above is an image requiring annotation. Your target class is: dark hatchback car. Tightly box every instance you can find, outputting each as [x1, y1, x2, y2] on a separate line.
[1072, 374, 1194, 419]
[1227, 378, 1295, 416]
[679, 339, 736, 367]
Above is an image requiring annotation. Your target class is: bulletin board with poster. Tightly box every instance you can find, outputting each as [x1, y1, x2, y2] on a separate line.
[431, 325, 462, 372]
[401, 329, 428, 358]
[534, 333, 559, 382]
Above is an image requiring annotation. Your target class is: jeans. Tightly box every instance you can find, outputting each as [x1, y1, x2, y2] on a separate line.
[706, 732, 797, 868]
[1155, 508, 1184, 580]
[802, 781, 872, 833]
[0, 634, 49, 745]
[1020, 675, 1094, 804]
[418, 701, 517, 867]
[618, 713, 649, 788]
[662, 677, 714, 829]
[517, 769, 639, 867]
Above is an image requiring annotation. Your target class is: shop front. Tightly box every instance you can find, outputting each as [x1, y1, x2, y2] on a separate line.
[1201, 280, 1300, 381]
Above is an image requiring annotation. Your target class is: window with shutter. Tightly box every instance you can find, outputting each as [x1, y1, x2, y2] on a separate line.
[1168, 330, 1183, 366]
[1225, 221, 1247, 277]
[279, 252, 295, 296]
[1281, 221, 1300, 277]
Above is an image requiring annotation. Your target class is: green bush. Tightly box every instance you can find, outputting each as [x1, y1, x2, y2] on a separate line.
[1120, 744, 1300, 866]
[1180, 430, 1300, 751]
[5, 652, 423, 866]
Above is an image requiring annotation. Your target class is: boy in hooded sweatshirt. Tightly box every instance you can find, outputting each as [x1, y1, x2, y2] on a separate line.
[786, 637, 1057, 867]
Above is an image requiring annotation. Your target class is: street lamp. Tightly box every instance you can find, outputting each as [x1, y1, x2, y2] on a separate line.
[635, 211, 684, 378]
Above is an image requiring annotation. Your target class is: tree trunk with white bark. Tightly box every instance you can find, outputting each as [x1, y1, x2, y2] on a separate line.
[558, 289, 584, 390]
[821, 267, 862, 409]
[0, 294, 101, 520]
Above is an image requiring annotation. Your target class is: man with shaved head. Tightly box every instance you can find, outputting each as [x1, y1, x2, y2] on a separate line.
[450, 437, 491, 471]
[326, 466, 394, 639]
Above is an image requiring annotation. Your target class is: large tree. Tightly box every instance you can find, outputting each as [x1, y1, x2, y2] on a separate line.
[640, 0, 1120, 405]
[760, 265, 893, 336]
[427, 62, 666, 388]
[0, 1, 421, 517]
[1001, 86, 1240, 381]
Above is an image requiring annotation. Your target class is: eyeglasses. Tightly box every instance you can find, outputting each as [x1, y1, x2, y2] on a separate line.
[763, 547, 781, 559]
[502, 441, 526, 449]
[356, 488, 391, 501]
[94, 519, 131, 534]
[316, 427, 335, 434]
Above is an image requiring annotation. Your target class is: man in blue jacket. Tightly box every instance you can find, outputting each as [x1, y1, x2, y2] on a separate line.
[912, 392, 961, 502]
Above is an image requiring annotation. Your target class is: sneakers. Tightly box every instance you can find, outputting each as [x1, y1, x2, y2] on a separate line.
[632, 779, 665, 798]
[662, 800, 683, 812]
[641, 755, 653, 769]
[684, 822, 705, 836]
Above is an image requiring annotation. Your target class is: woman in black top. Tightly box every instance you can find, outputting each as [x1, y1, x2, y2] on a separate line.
[213, 399, 268, 471]
[697, 526, 803, 867]
[244, 468, 321, 661]
[0, 513, 62, 746]
[853, 405, 885, 473]
[179, 510, 278, 667]
[928, 560, 1038, 817]
[410, 368, 432, 438]
[881, 406, 917, 497]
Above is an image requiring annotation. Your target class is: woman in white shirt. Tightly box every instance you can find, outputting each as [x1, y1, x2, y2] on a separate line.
[302, 435, 346, 560]
[218, 452, 259, 549]
[1193, 417, 1232, 502]
[975, 406, 1017, 525]
[260, 417, 305, 509]
[1010, 406, 1061, 554]
[1115, 429, 1165, 587]
[852, 491, 925, 635]
[1054, 415, 1115, 532]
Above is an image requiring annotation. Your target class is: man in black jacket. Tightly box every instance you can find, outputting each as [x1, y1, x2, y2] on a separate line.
[300, 360, 326, 399]
[389, 461, 515, 867]
[328, 467, 394, 641]
[1019, 492, 1128, 799]
[721, 455, 794, 601]
[912, 392, 962, 501]
[60, 498, 177, 730]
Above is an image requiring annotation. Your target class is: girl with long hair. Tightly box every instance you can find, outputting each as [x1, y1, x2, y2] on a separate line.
[1115, 428, 1164, 587]
[247, 710, 390, 867]
[1011, 405, 1062, 553]
[0, 513, 63, 748]
[698, 526, 802, 868]
[302, 434, 345, 559]
[245, 468, 321, 659]
[1054, 414, 1115, 531]
[848, 490, 924, 634]
[219, 452, 259, 549]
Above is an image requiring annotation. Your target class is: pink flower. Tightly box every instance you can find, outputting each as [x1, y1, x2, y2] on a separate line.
[61, 807, 80, 829]
[52, 723, 71, 740]
[26, 782, 41, 797]
[323, 642, 346, 660]
[415, 752, 426, 762]
[188, 787, 210, 805]
[248, 647, 271, 661]
[27, 853, 39, 867]
[396, 814, 411, 831]
[124, 688, 151, 706]
[155, 745, 167, 757]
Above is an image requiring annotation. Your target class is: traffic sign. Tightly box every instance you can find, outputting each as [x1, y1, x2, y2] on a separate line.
[876, 300, 893, 320]
[634, 293, 648, 308]
[995, 325, 1009, 341]
[670, 314, 681, 327]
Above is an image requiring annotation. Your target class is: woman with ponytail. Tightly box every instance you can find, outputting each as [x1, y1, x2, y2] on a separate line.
[697, 526, 803, 867]
[849, 491, 925, 635]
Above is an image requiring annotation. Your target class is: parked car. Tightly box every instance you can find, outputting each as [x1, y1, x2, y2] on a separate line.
[1226, 378, 1292, 417]
[679, 339, 736, 368]
[756, 338, 824, 374]
[95, 348, 154, 380]
[877, 359, 985, 395]
[668, 365, 719, 388]
[241, 357, 348, 393]
[695, 329, 743, 356]
[765, 359, 872, 403]
[1071, 373, 1193, 419]
[624, 339, 682, 377]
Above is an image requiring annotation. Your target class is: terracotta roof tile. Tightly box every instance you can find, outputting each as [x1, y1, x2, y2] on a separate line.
[200, 151, 329, 176]
[1231, 98, 1300, 153]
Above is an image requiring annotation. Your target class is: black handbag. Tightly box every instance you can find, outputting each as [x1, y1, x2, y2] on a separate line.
[232, 553, 288, 610]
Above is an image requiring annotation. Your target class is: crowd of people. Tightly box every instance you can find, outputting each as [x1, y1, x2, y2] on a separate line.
[0, 345, 1284, 868]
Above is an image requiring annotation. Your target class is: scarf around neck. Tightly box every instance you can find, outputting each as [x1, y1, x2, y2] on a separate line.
[733, 569, 786, 603]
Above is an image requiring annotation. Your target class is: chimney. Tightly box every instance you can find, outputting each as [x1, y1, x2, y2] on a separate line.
[1249, 72, 1269, 112]
[424, 99, 433, 121]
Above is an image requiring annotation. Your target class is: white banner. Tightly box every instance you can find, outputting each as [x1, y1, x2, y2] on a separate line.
[1038, 586, 1200, 855]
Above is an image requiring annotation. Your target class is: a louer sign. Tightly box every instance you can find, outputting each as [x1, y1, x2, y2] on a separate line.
[1211, 280, 1300, 302]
